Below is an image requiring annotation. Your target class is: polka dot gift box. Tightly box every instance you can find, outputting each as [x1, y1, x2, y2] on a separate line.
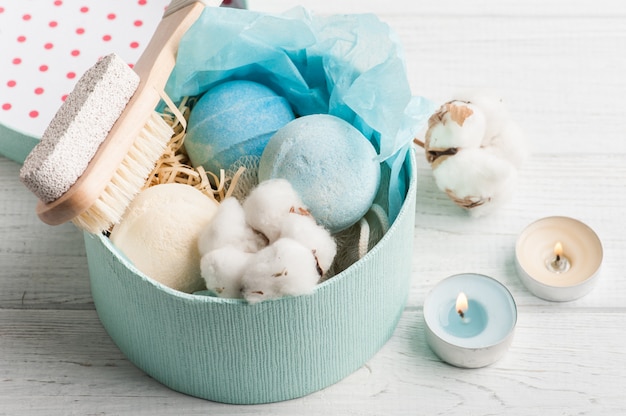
[0, 0, 172, 163]
[0, 1, 247, 163]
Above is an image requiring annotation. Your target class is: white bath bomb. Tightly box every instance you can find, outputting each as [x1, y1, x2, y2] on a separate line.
[110, 183, 219, 293]
[258, 114, 381, 233]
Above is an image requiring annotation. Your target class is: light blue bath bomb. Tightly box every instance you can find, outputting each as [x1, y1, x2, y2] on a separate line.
[258, 114, 381, 233]
[185, 80, 295, 173]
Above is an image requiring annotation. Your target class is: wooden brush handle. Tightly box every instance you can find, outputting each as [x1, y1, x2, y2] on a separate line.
[37, 1, 209, 225]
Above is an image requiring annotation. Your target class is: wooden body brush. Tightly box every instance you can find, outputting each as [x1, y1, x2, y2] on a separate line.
[19, 0, 221, 234]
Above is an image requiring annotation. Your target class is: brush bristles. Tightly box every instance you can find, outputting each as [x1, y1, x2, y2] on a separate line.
[72, 111, 173, 234]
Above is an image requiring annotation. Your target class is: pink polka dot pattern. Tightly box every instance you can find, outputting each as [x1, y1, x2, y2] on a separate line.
[0, 0, 171, 139]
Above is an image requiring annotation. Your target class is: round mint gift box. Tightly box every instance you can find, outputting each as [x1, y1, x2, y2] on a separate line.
[83, 151, 417, 404]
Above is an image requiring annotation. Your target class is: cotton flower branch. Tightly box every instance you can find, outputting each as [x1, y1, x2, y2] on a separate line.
[414, 92, 528, 216]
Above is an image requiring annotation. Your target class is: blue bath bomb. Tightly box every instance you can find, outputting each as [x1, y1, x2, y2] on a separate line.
[258, 114, 381, 233]
[185, 80, 295, 173]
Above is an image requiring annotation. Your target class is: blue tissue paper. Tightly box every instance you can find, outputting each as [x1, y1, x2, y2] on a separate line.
[165, 6, 434, 222]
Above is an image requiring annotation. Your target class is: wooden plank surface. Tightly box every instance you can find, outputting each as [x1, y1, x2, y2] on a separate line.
[2, 1, 626, 414]
[2, 307, 626, 415]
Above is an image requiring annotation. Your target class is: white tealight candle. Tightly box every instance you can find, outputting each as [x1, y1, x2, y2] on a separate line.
[423, 273, 517, 368]
[515, 216, 603, 302]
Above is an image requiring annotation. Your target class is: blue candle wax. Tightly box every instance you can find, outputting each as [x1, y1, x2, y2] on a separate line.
[423, 273, 517, 368]
[440, 298, 488, 338]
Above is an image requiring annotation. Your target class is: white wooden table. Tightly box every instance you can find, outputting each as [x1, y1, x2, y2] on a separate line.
[2, 1, 626, 414]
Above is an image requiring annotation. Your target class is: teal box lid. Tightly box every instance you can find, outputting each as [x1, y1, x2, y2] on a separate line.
[0, 124, 38, 165]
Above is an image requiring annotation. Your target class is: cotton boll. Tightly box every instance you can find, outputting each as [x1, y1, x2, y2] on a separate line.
[421, 91, 526, 215]
[454, 92, 528, 167]
[454, 92, 528, 168]
[425, 100, 486, 157]
[198, 197, 267, 256]
[241, 238, 321, 304]
[279, 213, 337, 276]
[200, 246, 253, 298]
[433, 147, 517, 216]
[242, 178, 306, 243]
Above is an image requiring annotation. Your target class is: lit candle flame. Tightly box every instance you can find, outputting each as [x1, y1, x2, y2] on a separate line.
[554, 242, 563, 259]
[456, 292, 468, 319]
[547, 241, 570, 273]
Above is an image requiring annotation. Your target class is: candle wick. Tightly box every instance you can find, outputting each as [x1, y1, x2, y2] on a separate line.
[457, 309, 465, 319]
[547, 252, 570, 274]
